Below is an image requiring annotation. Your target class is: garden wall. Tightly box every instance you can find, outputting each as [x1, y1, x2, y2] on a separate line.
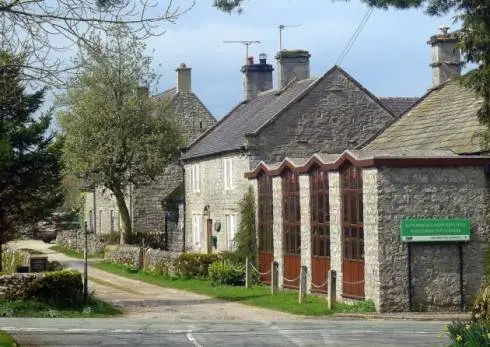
[0, 273, 44, 300]
[103, 245, 180, 271]
[56, 230, 107, 256]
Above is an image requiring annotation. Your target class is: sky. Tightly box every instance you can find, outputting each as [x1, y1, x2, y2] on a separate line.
[144, 0, 458, 119]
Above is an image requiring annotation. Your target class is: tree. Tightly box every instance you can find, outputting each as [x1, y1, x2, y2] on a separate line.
[0, 51, 63, 271]
[214, 0, 490, 138]
[235, 186, 257, 265]
[0, 0, 194, 84]
[58, 26, 184, 244]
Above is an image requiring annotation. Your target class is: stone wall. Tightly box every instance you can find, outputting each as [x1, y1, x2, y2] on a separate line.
[104, 245, 180, 271]
[329, 171, 342, 301]
[0, 273, 44, 300]
[299, 174, 312, 291]
[272, 176, 284, 288]
[184, 153, 252, 253]
[247, 68, 395, 166]
[104, 245, 141, 267]
[374, 166, 488, 312]
[56, 230, 107, 256]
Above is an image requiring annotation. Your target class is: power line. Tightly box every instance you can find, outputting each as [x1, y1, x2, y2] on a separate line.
[335, 8, 374, 66]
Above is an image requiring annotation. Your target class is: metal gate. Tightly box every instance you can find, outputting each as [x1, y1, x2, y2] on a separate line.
[310, 166, 330, 293]
[282, 169, 301, 289]
[341, 164, 365, 299]
[258, 173, 274, 284]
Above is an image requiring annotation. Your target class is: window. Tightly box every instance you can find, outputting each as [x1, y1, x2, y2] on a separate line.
[190, 164, 200, 193]
[192, 214, 201, 246]
[258, 173, 273, 253]
[89, 210, 93, 232]
[110, 210, 115, 233]
[341, 164, 363, 261]
[282, 169, 301, 256]
[310, 166, 330, 258]
[99, 210, 103, 234]
[223, 158, 234, 190]
[226, 214, 236, 251]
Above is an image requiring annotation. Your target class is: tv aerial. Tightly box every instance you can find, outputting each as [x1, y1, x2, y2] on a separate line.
[223, 40, 261, 63]
[279, 24, 302, 51]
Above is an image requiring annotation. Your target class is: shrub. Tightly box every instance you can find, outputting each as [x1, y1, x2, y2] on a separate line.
[28, 269, 83, 308]
[208, 260, 245, 286]
[234, 186, 257, 266]
[47, 261, 63, 272]
[1, 248, 28, 274]
[173, 253, 218, 279]
[446, 321, 490, 346]
[132, 231, 164, 249]
[473, 285, 490, 323]
[101, 232, 120, 245]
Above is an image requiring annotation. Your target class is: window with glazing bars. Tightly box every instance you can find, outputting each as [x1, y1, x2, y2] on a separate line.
[310, 166, 330, 258]
[341, 164, 364, 261]
[282, 169, 301, 256]
[258, 174, 273, 252]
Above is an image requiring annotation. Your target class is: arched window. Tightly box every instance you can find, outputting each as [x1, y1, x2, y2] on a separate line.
[310, 166, 330, 258]
[282, 168, 301, 256]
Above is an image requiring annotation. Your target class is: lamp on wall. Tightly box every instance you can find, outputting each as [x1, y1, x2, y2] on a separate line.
[203, 205, 210, 219]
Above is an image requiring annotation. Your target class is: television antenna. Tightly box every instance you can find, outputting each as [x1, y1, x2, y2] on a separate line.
[223, 40, 261, 64]
[278, 24, 302, 51]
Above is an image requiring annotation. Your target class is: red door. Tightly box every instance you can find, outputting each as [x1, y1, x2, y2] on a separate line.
[258, 174, 274, 284]
[310, 166, 331, 293]
[341, 164, 365, 299]
[282, 169, 301, 289]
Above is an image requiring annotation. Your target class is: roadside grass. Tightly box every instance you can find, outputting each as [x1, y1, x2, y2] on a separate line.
[94, 262, 375, 316]
[49, 246, 100, 259]
[0, 297, 121, 318]
[0, 330, 18, 347]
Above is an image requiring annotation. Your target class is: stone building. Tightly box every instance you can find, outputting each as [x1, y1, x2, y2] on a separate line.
[181, 51, 417, 254]
[83, 64, 216, 251]
[244, 28, 490, 312]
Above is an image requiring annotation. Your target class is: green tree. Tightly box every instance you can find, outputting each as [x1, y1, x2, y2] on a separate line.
[58, 26, 183, 244]
[0, 51, 63, 271]
[234, 186, 257, 265]
[214, 0, 490, 137]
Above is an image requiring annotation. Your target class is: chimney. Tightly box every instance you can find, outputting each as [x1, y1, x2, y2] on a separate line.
[176, 63, 191, 93]
[275, 50, 311, 88]
[428, 26, 462, 87]
[240, 54, 274, 100]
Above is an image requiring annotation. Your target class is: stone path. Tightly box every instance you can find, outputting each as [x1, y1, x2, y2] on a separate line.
[7, 240, 298, 321]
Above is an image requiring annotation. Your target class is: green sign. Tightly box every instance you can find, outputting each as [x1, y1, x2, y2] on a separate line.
[400, 219, 470, 242]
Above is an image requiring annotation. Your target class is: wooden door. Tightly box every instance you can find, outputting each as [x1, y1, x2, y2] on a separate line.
[282, 169, 301, 289]
[206, 219, 213, 254]
[310, 166, 331, 293]
[258, 174, 274, 284]
[341, 164, 365, 299]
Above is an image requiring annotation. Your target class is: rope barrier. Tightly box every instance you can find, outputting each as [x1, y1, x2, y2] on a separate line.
[342, 279, 365, 285]
[311, 279, 328, 289]
[249, 263, 271, 276]
[283, 275, 301, 282]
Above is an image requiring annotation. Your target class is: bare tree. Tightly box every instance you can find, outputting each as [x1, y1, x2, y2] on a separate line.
[0, 0, 195, 85]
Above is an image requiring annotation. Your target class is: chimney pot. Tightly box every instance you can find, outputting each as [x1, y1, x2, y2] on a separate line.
[247, 56, 254, 65]
[240, 56, 273, 100]
[259, 53, 267, 64]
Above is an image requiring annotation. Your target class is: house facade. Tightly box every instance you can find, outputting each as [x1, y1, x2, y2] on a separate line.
[245, 28, 489, 312]
[182, 51, 417, 255]
[83, 64, 216, 251]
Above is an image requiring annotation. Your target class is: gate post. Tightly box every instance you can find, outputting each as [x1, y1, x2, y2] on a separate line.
[245, 257, 252, 289]
[271, 261, 279, 295]
[328, 269, 337, 310]
[299, 266, 307, 303]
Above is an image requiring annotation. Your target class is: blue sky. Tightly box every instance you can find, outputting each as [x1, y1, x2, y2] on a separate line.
[147, 1, 456, 118]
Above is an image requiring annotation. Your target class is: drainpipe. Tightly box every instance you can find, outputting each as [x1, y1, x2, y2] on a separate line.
[93, 187, 96, 234]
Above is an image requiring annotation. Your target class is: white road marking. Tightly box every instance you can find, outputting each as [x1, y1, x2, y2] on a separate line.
[186, 331, 202, 347]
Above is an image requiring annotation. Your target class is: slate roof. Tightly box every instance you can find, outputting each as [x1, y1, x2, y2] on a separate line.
[182, 78, 317, 160]
[379, 97, 418, 116]
[364, 80, 485, 154]
[153, 87, 177, 102]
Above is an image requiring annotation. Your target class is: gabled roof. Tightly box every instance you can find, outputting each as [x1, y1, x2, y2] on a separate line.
[153, 87, 177, 103]
[182, 65, 414, 161]
[379, 97, 419, 116]
[364, 80, 485, 154]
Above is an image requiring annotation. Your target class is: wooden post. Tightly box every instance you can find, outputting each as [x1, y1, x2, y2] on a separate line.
[137, 247, 144, 271]
[271, 261, 279, 295]
[245, 257, 252, 289]
[299, 266, 307, 304]
[328, 269, 337, 310]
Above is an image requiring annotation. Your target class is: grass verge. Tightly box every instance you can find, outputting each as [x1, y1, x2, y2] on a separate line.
[94, 262, 375, 316]
[0, 330, 18, 347]
[0, 297, 121, 318]
[49, 246, 100, 259]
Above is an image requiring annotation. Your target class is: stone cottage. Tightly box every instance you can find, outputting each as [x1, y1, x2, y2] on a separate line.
[83, 64, 216, 252]
[181, 50, 417, 255]
[245, 28, 490, 312]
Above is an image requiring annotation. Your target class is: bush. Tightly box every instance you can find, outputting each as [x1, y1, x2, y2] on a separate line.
[28, 270, 83, 308]
[208, 260, 245, 286]
[132, 231, 164, 249]
[235, 187, 257, 266]
[173, 253, 218, 279]
[101, 232, 120, 245]
[446, 320, 490, 346]
[1, 248, 28, 274]
[472, 285, 490, 323]
[217, 251, 245, 264]
[47, 261, 63, 272]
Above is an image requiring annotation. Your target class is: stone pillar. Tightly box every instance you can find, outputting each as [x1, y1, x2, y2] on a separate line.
[362, 168, 381, 311]
[299, 174, 312, 293]
[329, 171, 343, 300]
[272, 176, 284, 288]
[251, 180, 260, 264]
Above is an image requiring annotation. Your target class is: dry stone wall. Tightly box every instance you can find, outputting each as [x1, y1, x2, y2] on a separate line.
[56, 230, 107, 256]
[0, 273, 44, 300]
[103, 245, 180, 272]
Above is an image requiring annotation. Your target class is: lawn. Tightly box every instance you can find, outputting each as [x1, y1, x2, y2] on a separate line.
[49, 246, 100, 259]
[0, 330, 18, 347]
[94, 262, 375, 316]
[0, 297, 121, 318]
